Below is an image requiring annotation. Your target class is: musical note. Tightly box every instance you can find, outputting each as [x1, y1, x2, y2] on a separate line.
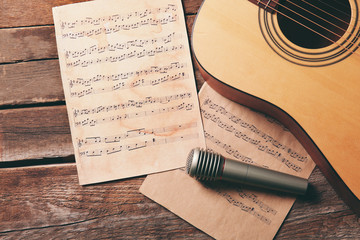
[53, 0, 205, 185]
[70, 72, 188, 98]
[236, 187, 277, 215]
[72, 92, 192, 118]
[69, 62, 186, 88]
[66, 44, 184, 68]
[202, 98, 308, 164]
[62, 15, 179, 39]
[74, 102, 194, 127]
[204, 131, 254, 164]
[78, 133, 199, 158]
[203, 110, 303, 172]
[65, 33, 180, 59]
[203, 183, 272, 225]
[76, 122, 198, 148]
[60, 4, 178, 30]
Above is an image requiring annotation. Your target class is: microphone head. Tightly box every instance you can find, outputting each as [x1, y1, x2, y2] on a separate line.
[186, 148, 224, 181]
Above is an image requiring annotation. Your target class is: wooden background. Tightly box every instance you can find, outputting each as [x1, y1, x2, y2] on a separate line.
[0, 0, 359, 239]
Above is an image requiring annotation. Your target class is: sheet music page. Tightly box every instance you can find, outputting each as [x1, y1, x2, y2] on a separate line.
[52, 0, 205, 185]
[140, 82, 316, 240]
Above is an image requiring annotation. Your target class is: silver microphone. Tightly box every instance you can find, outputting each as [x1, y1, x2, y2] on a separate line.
[186, 148, 308, 195]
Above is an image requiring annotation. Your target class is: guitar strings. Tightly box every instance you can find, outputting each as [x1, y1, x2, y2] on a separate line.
[287, 0, 348, 32]
[261, 0, 360, 58]
[298, 0, 350, 26]
[316, 0, 351, 18]
[329, 0, 354, 9]
[262, 1, 359, 56]
[276, 0, 345, 39]
[314, 0, 360, 27]
[262, 0, 351, 36]
[280, 0, 351, 34]
[307, 0, 360, 28]
[263, 2, 340, 41]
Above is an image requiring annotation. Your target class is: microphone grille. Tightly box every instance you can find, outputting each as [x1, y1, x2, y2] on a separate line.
[186, 148, 195, 174]
[186, 148, 224, 181]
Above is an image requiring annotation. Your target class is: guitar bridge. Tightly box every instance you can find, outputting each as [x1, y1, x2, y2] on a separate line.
[248, 0, 280, 13]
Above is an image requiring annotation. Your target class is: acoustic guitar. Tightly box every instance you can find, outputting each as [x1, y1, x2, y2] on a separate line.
[192, 0, 360, 214]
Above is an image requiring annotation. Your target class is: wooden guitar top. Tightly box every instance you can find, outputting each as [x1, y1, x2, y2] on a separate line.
[192, 0, 360, 213]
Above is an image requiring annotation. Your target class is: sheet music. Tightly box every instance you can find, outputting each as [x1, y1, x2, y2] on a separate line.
[140, 82, 316, 240]
[53, 0, 205, 185]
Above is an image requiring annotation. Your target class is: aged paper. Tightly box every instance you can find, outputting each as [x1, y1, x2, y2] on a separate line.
[53, 0, 205, 185]
[140, 82, 316, 239]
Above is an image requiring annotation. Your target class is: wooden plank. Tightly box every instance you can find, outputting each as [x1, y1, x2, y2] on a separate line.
[0, 105, 73, 162]
[0, 0, 94, 28]
[0, 165, 358, 239]
[0, 14, 203, 161]
[277, 168, 360, 238]
[0, 163, 210, 239]
[0, 0, 202, 28]
[0, 26, 57, 63]
[0, 15, 203, 107]
[0, 75, 204, 161]
[0, 15, 195, 64]
[0, 57, 204, 107]
[0, 60, 63, 106]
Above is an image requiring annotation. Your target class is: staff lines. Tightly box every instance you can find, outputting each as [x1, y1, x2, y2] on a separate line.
[79, 133, 199, 158]
[65, 32, 181, 59]
[61, 4, 178, 30]
[69, 62, 186, 88]
[72, 92, 192, 118]
[77, 122, 198, 148]
[61, 14, 179, 39]
[65, 44, 184, 68]
[74, 102, 194, 128]
[70, 71, 188, 98]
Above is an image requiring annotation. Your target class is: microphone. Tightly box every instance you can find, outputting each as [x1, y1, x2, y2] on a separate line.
[186, 148, 308, 195]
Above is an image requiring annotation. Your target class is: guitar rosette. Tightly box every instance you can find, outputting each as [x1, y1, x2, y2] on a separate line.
[259, 0, 360, 67]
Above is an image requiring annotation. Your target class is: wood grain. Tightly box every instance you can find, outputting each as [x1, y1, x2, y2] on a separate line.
[0, 0, 201, 28]
[0, 163, 210, 239]
[0, 26, 57, 63]
[0, 165, 358, 239]
[0, 0, 95, 28]
[0, 60, 63, 106]
[0, 15, 195, 64]
[0, 106, 73, 162]
[277, 167, 360, 238]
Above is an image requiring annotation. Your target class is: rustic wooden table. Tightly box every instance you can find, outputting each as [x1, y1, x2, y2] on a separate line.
[1, 0, 359, 239]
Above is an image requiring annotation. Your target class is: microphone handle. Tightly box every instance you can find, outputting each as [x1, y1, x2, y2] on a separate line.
[222, 158, 308, 195]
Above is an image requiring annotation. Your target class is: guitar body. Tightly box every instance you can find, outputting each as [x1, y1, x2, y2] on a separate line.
[192, 0, 360, 214]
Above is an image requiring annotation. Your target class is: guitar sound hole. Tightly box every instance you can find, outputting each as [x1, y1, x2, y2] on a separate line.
[277, 0, 352, 49]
